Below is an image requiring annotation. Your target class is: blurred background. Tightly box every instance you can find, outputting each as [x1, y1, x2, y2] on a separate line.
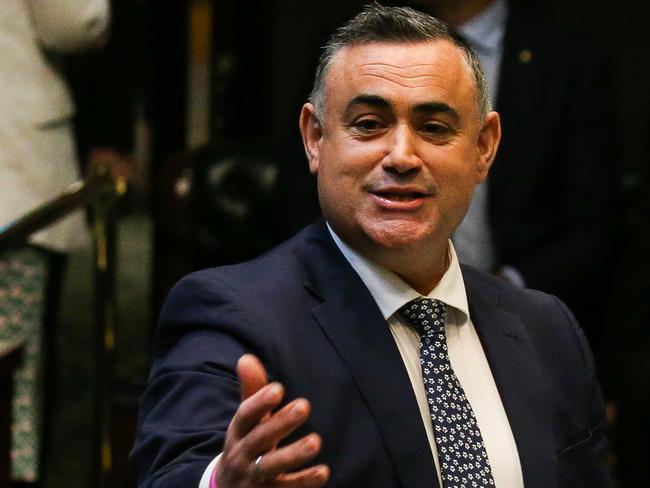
[1, 0, 648, 487]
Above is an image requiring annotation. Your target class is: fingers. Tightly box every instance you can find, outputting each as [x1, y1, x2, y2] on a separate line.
[238, 354, 269, 401]
[237, 398, 311, 457]
[231, 354, 276, 439]
[220, 354, 330, 487]
[229, 381, 285, 440]
[274, 464, 330, 488]
[218, 456, 329, 488]
[255, 433, 323, 480]
[223, 395, 320, 486]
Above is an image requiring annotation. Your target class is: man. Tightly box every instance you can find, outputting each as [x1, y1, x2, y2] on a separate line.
[132, 5, 610, 488]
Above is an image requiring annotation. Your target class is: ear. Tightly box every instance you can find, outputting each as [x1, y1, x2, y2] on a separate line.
[299, 103, 323, 174]
[475, 110, 501, 182]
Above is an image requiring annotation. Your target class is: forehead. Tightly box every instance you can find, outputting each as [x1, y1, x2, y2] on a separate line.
[324, 40, 477, 113]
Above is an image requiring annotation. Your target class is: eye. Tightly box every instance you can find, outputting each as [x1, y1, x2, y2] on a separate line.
[351, 117, 385, 134]
[421, 122, 452, 136]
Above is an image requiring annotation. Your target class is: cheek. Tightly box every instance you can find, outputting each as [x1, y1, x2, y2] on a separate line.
[320, 140, 382, 183]
[429, 158, 481, 213]
[316, 159, 359, 212]
[437, 176, 477, 213]
[432, 145, 481, 184]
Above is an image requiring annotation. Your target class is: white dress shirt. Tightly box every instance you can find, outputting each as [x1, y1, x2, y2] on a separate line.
[330, 227, 524, 488]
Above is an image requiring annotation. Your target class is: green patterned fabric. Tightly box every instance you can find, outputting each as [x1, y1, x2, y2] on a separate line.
[0, 247, 47, 482]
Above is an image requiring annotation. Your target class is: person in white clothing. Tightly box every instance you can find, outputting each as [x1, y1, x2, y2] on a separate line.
[0, 1, 110, 485]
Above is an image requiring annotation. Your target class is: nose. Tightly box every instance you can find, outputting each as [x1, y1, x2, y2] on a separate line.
[382, 125, 423, 175]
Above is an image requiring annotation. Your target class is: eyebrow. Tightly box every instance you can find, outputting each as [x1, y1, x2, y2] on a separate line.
[413, 102, 460, 123]
[343, 94, 460, 123]
[343, 94, 390, 118]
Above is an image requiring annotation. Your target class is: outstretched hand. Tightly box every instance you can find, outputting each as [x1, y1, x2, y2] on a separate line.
[215, 354, 330, 487]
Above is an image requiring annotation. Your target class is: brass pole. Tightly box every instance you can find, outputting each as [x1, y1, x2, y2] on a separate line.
[91, 164, 126, 488]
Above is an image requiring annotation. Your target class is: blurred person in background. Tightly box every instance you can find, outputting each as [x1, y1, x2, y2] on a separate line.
[0, 1, 110, 486]
[69, 0, 138, 185]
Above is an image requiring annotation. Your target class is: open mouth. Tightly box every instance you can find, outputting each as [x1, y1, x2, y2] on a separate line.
[369, 188, 432, 210]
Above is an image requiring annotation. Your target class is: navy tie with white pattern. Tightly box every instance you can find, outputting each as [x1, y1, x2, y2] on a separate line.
[399, 298, 495, 488]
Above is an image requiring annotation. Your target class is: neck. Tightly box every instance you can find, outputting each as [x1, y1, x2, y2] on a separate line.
[326, 220, 451, 296]
[396, 252, 448, 296]
[428, 0, 497, 27]
[374, 241, 450, 296]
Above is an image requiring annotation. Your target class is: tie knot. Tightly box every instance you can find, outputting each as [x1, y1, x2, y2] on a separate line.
[398, 298, 446, 336]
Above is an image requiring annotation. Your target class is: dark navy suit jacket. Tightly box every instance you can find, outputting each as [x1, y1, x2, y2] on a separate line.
[131, 221, 610, 487]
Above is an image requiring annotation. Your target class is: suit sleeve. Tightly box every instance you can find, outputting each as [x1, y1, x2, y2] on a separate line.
[550, 296, 612, 487]
[130, 271, 277, 488]
[27, 0, 110, 53]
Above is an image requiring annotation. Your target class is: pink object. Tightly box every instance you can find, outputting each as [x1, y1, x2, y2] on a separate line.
[209, 464, 218, 488]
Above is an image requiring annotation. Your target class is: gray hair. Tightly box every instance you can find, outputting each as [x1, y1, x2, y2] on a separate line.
[309, 3, 491, 120]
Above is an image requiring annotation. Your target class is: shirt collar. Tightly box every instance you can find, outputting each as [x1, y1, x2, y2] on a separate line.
[327, 223, 470, 322]
[456, 0, 508, 54]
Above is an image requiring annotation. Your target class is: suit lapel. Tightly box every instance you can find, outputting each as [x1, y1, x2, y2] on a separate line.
[464, 269, 558, 488]
[296, 223, 561, 487]
[297, 222, 439, 488]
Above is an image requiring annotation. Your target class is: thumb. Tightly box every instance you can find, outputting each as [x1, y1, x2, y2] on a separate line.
[237, 354, 269, 401]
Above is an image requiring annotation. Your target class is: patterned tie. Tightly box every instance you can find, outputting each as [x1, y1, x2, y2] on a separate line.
[399, 298, 495, 488]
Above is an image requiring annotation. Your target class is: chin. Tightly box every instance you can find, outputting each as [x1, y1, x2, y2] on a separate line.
[363, 219, 439, 251]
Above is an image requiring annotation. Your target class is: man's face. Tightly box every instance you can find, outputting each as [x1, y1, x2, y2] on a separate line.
[300, 40, 500, 266]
